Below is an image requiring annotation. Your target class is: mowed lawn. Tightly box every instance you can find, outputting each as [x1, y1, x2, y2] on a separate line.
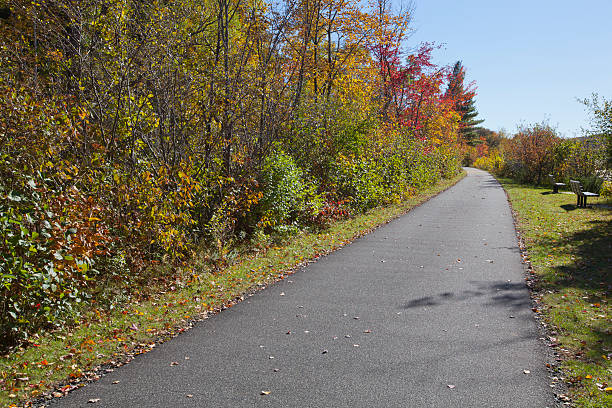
[500, 180, 611, 408]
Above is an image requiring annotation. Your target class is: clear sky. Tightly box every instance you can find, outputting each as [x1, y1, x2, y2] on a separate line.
[398, 0, 612, 137]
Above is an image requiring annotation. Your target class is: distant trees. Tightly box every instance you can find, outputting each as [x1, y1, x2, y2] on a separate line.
[474, 127, 504, 149]
[474, 120, 607, 193]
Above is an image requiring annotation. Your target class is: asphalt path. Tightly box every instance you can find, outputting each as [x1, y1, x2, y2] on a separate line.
[49, 168, 558, 407]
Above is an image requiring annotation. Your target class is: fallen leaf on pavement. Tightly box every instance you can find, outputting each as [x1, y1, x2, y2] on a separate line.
[88, 398, 100, 403]
[261, 391, 271, 395]
[447, 385, 455, 389]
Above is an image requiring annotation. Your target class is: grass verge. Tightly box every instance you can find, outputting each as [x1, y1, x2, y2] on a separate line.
[1, 171, 466, 407]
[499, 179, 611, 408]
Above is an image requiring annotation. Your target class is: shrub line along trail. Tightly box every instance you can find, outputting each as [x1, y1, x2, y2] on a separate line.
[49, 168, 558, 407]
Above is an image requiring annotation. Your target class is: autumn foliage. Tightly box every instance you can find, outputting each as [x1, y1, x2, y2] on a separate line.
[0, 0, 470, 347]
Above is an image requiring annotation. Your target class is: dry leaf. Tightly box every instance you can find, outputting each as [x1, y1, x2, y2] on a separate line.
[261, 391, 271, 395]
[447, 385, 455, 389]
[88, 398, 101, 403]
[523, 370, 531, 374]
[170, 361, 179, 366]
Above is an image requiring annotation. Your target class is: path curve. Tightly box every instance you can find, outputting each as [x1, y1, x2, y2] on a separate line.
[50, 168, 558, 407]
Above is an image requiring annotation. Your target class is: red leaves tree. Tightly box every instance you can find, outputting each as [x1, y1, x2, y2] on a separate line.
[504, 123, 560, 184]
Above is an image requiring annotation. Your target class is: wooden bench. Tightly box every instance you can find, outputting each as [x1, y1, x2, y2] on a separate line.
[548, 174, 566, 193]
[569, 180, 599, 208]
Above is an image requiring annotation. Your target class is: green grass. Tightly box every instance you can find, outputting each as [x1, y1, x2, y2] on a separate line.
[499, 179, 612, 407]
[0, 172, 466, 407]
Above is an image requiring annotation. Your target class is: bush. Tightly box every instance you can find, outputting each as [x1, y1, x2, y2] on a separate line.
[474, 149, 504, 173]
[575, 175, 604, 194]
[501, 123, 560, 184]
[258, 151, 308, 227]
[331, 154, 385, 212]
[0, 170, 92, 347]
[601, 181, 612, 198]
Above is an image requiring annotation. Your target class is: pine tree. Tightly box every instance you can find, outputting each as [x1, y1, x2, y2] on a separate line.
[445, 61, 484, 145]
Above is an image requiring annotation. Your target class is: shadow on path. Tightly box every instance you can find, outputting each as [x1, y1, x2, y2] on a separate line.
[402, 281, 531, 312]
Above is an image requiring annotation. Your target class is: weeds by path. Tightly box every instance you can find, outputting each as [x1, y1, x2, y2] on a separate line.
[0, 172, 466, 407]
[501, 180, 611, 408]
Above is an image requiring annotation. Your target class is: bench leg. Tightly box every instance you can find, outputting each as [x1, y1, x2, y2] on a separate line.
[583, 196, 588, 208]
[553, 185, 559, 193]
[577, 196, 581, 207]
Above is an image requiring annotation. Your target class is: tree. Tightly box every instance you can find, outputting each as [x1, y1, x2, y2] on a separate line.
[581, 94, 612, 168]
[474, 127, 503, 149]
[445, 61, 483, 145]
[504, 123, 560, 184]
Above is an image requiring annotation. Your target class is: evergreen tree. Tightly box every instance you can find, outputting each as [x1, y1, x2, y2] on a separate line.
[445, 61, 484, 145]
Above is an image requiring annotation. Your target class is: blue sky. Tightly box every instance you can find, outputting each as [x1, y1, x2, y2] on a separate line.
[398, 0, 612, 137]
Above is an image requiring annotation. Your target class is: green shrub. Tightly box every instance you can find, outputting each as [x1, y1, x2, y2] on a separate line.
[575, 175, 604, 194]
[601, 180, 612, 198]
[0, 172, 90, 348]
[406, 152, 441, 190]
[259, 151, 308, 227]
[331, 155, 385, 212]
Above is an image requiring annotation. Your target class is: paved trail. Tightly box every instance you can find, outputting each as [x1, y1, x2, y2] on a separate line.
[50, 168, 558, 407]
